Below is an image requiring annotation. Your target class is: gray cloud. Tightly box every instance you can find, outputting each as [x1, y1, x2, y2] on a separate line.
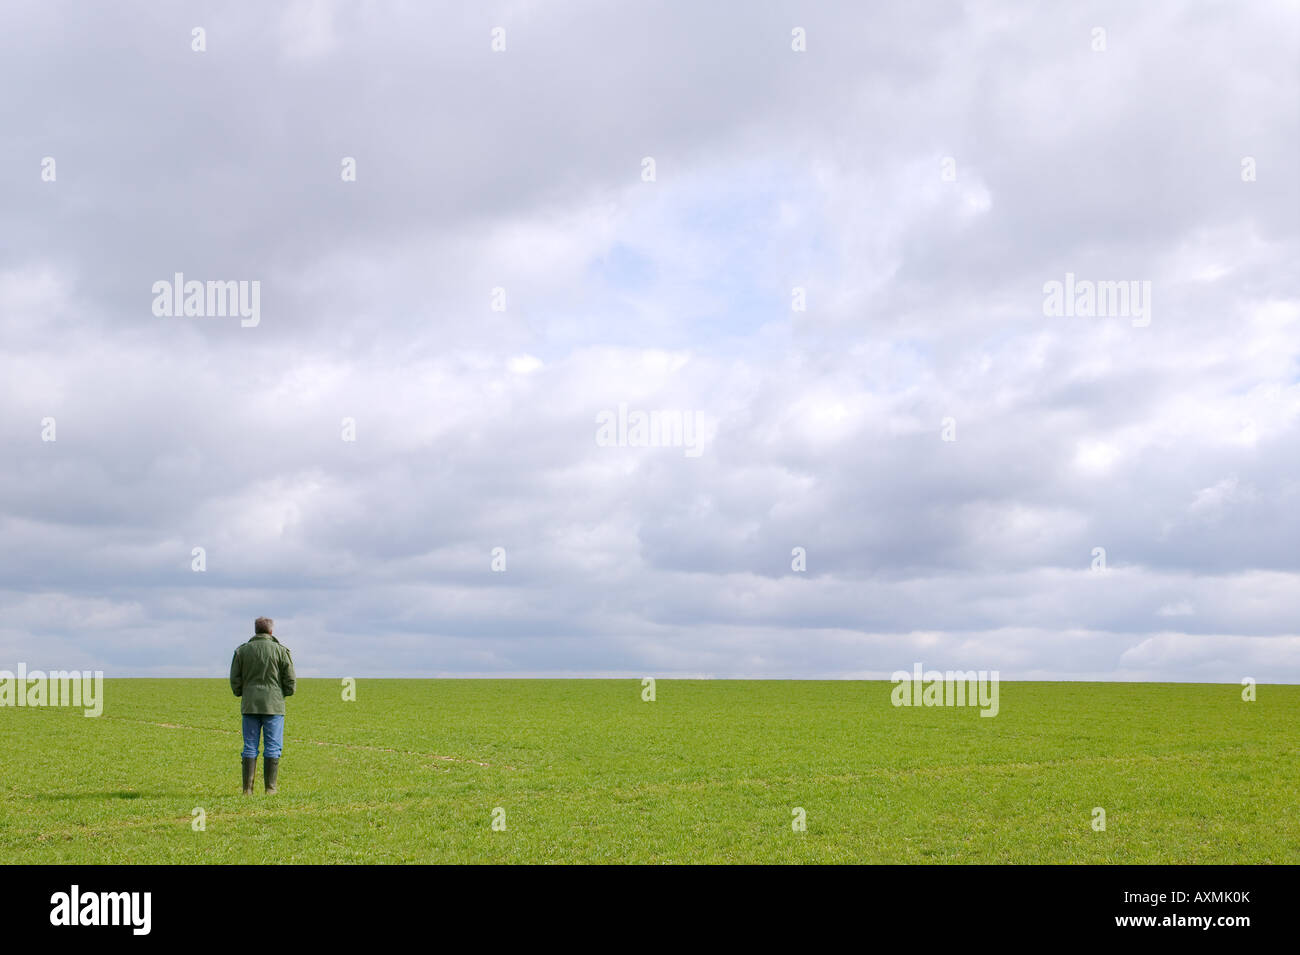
[1, 1, 1297, 679]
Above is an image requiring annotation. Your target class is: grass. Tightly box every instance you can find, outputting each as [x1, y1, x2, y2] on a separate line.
[0, 679, 1296, 863]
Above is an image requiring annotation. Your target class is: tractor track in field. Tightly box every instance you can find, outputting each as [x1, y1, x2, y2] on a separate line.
[98, 715, 512, 769]
[20, 796, 494, 847]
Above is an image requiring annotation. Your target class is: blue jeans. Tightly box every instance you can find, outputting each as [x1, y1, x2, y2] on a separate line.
[241, 714, 284, 759]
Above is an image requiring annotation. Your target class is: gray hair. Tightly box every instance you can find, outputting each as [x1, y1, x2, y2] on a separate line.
[254, 617, 274, 635]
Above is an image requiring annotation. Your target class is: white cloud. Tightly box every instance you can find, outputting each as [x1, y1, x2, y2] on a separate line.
[0, 1, 1296, 679]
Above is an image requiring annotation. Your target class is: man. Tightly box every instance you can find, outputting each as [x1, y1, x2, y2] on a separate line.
[229, 617, 296, 794]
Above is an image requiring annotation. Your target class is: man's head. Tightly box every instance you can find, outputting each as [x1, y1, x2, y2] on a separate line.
[254, 617, 274, 635]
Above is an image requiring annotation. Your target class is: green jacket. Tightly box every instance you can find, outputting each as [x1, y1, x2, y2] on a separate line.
[230, 634, 296, 715]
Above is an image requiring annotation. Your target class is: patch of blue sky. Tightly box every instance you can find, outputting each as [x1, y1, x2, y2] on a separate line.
[567, 158, 837, 355]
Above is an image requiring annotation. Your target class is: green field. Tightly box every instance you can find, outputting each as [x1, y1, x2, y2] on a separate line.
[1, 679, 1296, 863]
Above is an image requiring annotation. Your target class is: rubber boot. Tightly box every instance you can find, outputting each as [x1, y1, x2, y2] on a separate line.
[264, 756, 279, 794]
[241, 757, 257, 795]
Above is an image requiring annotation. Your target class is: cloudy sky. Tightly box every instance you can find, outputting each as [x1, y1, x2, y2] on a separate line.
[2, 1, 1297, 680]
